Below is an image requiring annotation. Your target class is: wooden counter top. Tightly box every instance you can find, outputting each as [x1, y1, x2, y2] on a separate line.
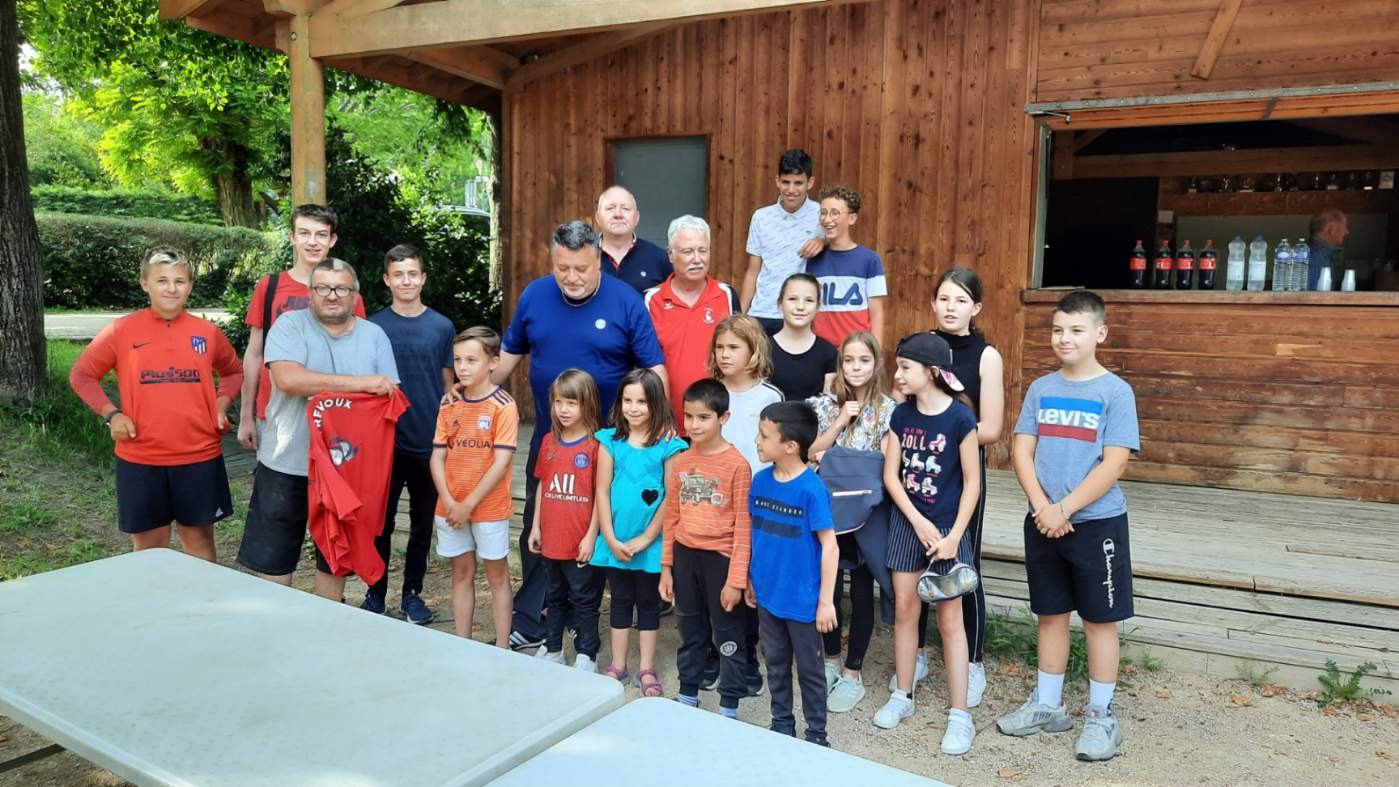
[1021, 289, 1399, 306]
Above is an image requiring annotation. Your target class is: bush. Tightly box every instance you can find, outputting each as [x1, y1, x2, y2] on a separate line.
[37, 212, 276, 310]
[32, 185, 222, 225]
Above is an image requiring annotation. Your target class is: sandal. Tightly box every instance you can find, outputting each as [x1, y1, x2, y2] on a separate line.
[606, 665, 629, 683]
[638, 668, 664, 698]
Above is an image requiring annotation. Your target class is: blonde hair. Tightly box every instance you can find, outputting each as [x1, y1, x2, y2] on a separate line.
[139, 247, 193, 279]
[707, 314, 774, 382]
[830, 332, 887, 412]
[549, 369, 601, 443]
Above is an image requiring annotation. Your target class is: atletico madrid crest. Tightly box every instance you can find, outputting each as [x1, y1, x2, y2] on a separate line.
[190, 336, 207, 356]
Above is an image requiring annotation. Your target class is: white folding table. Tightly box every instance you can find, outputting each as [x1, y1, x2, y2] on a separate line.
[487, 697, 949, 786]
[0, 549, 624, 786]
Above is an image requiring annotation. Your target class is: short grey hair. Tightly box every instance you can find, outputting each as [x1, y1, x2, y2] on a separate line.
[667, 215, 711, 249]
[1309, 208, 1346, 238]
[551, 220, 602, 256]
[312, 257, 359, 291]
[596, 185, 637, 211]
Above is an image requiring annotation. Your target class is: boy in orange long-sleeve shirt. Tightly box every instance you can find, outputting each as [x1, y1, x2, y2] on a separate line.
[659, 379, 753, 717]
[69, 248, 243, 560]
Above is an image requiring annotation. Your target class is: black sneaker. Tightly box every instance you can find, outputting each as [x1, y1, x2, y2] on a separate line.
[700, 666, 721, 692]
[659, 600, 675, 617]
[360, 594, 386, 614]
[508, 630, 546, 652]
[401, 591, 436, 625]
[745, 671, 766, 698]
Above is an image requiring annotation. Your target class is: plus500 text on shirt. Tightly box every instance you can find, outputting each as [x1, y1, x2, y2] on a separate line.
[1013, 370, 1140, 523]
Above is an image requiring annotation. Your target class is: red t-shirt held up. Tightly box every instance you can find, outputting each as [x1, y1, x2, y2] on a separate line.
[532, 432, 599, 561]
[306, 389, 408, 584]
[247, 271, 365, 420]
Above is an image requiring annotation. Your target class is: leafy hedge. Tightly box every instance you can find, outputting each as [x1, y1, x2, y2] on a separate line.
[37, 212, 275, 310]
[32, 186, 222, 225]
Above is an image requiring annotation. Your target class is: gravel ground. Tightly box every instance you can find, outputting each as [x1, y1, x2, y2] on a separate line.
[4, 557, 1396, 786]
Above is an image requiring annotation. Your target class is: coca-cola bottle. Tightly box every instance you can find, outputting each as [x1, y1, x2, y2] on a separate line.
[1153, 240, 1173, 289]
[1129, 240, 1147, 289]
[1175, 239, 1196, 290]
[1198, 239, 1218, 290]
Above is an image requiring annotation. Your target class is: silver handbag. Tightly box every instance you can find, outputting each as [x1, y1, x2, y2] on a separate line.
[916, 562, 979, 603]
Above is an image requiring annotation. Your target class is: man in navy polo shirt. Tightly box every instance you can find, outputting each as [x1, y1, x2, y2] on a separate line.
[495, 220, 669, 649]
[597, 186, 672, 295]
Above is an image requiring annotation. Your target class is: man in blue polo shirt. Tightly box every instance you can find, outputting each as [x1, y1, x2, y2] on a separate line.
[495, 220, 669, 649]
[597, 186, 672, 294]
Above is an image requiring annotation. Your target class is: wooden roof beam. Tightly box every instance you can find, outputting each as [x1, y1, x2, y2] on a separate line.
[403, 46, 517, 90]
[505, 23, 672, 89]
[158, 0, 227, 20]
[1284, 117, 1399, 146]
[1190, 0, 1244, 81]
[316, 0, 411, 19]
[1071, 144, 1398, 179]
[184, 5, 278, 49]
[308, 0, 869, 58]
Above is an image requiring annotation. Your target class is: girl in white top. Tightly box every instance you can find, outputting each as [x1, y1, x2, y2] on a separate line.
[709, 314, 783, 473]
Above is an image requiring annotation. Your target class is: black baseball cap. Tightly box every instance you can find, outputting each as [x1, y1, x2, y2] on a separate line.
[895, 332, 965, 392]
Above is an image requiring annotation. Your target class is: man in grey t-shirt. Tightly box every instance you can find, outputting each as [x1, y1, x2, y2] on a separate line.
[236, 259, 399, 601]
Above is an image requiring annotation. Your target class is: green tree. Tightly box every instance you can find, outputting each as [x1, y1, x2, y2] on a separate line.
[20, 0, 287, 226]
[21, 92, 109, 188]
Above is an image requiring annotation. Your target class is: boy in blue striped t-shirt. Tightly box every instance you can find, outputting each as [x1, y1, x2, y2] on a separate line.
[746, 401, 838, 746]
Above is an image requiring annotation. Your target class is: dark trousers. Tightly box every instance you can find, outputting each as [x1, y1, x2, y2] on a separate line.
[511, 463, 548, 640]
[368, 451, 435, 599]
[759, 605, 828, 744]
[607, 568, 661, 631]
[961, 452, 988, 662]
[822, 562, 876, 671]
[544, 558, 603, 658]
[673, 543, 749, 708]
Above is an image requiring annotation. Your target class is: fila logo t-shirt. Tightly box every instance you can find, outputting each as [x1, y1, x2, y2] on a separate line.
[1014, 371, 1140, 523]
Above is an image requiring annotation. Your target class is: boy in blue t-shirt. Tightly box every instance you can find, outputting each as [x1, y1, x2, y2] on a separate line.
[746, 401, 838, 746]
[998, 290, 1140, 763]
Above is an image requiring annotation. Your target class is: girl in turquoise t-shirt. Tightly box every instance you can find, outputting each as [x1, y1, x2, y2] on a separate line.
[593, 368, 685, 696]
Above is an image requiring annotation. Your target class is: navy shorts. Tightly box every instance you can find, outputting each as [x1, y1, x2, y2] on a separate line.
[1023, 512, 1134, 623]
[236, 463, 308, 576]
[115, 456, 232, 534]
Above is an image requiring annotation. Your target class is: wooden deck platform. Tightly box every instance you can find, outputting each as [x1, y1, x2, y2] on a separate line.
[225, 425, 1398, 698]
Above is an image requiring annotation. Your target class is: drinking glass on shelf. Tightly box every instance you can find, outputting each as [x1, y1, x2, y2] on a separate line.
[1341, 269, 1357, 292]
[1316, 268, 1333, 291]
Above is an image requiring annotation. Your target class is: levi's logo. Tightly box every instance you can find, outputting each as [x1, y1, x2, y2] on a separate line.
[1037, 397, 1102, 442]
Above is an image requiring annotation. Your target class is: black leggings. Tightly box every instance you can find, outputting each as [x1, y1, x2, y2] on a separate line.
[821, 534, 876, 671]
[916, 452, 988, 662]
[606, 568, 661, 631]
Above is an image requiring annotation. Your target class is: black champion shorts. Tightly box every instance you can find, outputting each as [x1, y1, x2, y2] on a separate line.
[1023, 512, 1134, 623]
[236, 463, 309, 576]
[115, 456, 233, 534]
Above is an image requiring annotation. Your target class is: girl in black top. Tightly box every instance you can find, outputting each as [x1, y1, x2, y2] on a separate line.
[930, 266, 1005, 709]
[767, 273, 837, 401]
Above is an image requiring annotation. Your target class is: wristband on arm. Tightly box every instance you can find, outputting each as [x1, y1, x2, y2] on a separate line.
[103, 409, 123, 425]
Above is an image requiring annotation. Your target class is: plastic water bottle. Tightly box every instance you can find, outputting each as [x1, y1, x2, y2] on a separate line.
[1272, 238, 1291, 291]
[1247, 235, 1267, 291]
[1226, 235, 1246, 291]
[1294, 238, 1311, 291]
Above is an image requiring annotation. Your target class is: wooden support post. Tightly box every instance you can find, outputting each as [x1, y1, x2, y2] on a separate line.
[286, 12, 326, 206]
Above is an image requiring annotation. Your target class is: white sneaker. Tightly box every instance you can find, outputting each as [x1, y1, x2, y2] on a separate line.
[824, 660, 841, 694]
[967, 662, 987, 709]
[532, 645, 548, 658]
[872, 690, 915, 729]
[888, 651, 929, 691]
[540, 650, 566, 665]
[941, 708, 976, 755]
[573, 653, 597, 673]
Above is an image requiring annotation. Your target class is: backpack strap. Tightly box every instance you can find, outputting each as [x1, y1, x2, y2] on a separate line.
[261, 272, 280, 333]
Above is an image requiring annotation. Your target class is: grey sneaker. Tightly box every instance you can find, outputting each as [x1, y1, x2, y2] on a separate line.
[996, 693, 1073, 736]
[1075, 705, 1124, 761]
[967, 662, 987, 709]
[824, 661, 841, 693]
[827, 674, 866, 713]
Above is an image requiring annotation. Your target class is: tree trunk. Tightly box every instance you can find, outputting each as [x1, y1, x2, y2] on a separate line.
[0, 0, 47, 404]
[202, 137, 259, 227]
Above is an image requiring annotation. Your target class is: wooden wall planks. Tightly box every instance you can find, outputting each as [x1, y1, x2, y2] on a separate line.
[1021, 299, 1399, 501]
[1035, 0, 1399, 103]
[502, 0, 1040, 466]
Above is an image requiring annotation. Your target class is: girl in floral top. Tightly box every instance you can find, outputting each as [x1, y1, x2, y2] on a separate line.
[805, 331, 895, 713]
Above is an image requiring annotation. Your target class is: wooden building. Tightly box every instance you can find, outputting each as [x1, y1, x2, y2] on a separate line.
[163, 0, 1399, 693]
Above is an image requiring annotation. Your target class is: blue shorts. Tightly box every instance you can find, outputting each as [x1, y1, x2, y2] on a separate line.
[1023, 512, 1134, 623]
[115, 456, 233, 534]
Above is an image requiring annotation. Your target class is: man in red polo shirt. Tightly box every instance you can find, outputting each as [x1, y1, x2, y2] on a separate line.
[643, 215, 739, 435]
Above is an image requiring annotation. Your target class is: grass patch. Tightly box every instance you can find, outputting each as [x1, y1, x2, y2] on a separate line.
[1236, 660, 1279, 689]
[980, 608, 1139, 685]
[0, 340, 117, 468]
